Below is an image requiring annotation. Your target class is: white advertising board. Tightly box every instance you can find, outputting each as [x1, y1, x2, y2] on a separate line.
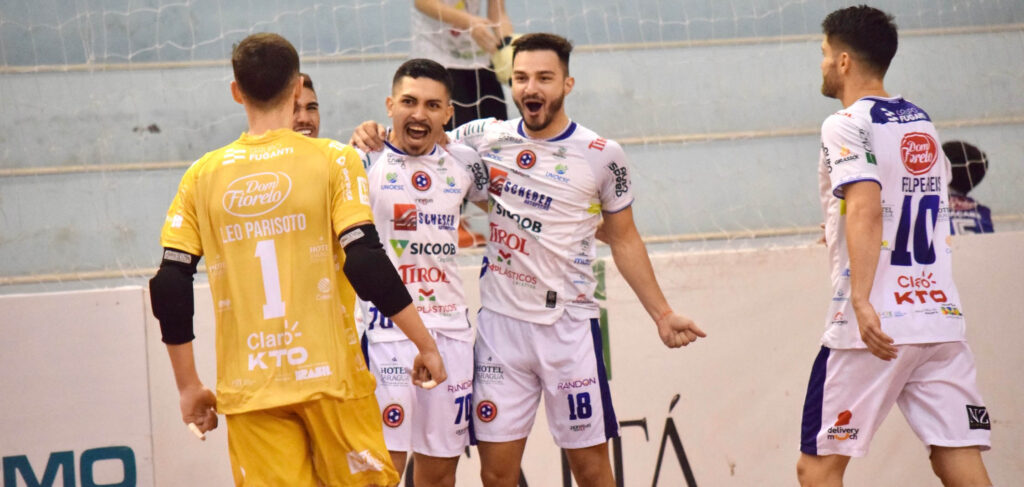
[0, 287, 153, 487]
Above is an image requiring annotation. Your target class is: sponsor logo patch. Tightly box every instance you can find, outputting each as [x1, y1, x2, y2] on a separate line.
[966, 405, 990, 430]
[900, 132, 938, 175]
[827, 410, 859, 441]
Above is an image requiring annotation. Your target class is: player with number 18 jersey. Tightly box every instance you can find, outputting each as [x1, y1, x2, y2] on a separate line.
[451, 116, 632, 449]
[452, 118, 632, 324]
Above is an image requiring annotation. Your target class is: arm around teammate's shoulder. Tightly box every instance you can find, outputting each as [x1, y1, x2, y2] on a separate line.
[601, 206, 706, 348]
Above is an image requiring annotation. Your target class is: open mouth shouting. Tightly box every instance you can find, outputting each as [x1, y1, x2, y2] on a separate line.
[405, 122, 431, 141]
[295, 125, 315, 137]
[522, 98, 545, 118]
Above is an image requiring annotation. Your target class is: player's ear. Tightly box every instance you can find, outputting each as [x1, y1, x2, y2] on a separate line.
[292, 75, 303, 100]
[230, 81, 245, 105]
[563, 76, 575, 95]
[385, 96, 394, 118]
[837, 51, 851, 74]
[443, 101, 454, 126]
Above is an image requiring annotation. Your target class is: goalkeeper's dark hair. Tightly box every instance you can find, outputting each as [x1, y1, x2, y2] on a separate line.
[822, 6, 898, 78]
[392, 58, 453, 97]
[512, 33, 574, 76]
[231, 33, 300, 109]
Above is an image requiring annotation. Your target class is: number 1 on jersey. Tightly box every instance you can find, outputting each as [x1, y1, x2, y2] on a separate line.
[254, 239, 286, 319]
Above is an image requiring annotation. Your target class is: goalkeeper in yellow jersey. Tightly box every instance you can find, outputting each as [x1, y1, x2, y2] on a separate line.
[149, 32, 445, 487]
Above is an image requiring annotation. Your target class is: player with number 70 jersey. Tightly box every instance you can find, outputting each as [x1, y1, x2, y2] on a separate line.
[819, 96, 965, 348]
[354, 138, 487, 465]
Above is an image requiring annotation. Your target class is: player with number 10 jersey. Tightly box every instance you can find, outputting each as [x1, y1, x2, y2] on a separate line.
[818, 97, 964, 348]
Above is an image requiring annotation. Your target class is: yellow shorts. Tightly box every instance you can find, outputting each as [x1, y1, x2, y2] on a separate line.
[226, 395, 399, 487]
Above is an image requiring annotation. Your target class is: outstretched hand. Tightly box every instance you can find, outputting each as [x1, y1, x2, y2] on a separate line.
[656, 312, 706, 348]
[179, 384, 218, 440]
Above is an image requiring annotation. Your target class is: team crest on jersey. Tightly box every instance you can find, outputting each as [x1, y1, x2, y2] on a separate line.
[412, 170, 432, 191]
[476, 400, 498, 422]
[516, 150, 537, 169]
[383, 404, 404, 427]
[900, 132, 938, 175]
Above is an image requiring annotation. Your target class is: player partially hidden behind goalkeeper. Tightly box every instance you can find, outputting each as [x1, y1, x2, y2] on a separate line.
[149, 32, 445, 487]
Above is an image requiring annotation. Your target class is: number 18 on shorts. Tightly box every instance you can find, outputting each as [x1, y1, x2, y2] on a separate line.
[472, 309, 620, 449]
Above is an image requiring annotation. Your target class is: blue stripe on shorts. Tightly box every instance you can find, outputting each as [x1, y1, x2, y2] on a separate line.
[360, 333, 369, 369]
[800, 346, 830, 455]
[590, 318, 620, 440]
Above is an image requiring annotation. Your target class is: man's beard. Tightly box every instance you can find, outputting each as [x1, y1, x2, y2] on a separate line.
[821, 69, 841, 99]
[516, 93, 565, 133]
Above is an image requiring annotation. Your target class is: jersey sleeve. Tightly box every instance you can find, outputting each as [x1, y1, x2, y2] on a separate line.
[446, 142, 489, 203]
[159, 159, 205, 256]
[597, 140, 634, 213]
[448, 117, 496, 152]
[326, 140, 374, 237]
[821, 113, 880, 199]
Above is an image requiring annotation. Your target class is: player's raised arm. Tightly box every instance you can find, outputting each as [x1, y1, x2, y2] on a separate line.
[337, 221, 447, 387]
[601, 206, 706, 348]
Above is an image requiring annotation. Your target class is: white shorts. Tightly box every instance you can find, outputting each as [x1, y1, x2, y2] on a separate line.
[473, 308, 619, 449]
[362, 333, 474, 458]
[800, 342, 991, 457]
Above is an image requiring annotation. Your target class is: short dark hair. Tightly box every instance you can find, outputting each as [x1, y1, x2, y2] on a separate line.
[231, 33, 300, 108]
[512, 33, 573, 76]
[300, 72, 315, 93]
[943, 140, 989, 194]
[392, 58, 453, 96]
[822, 6, 898, 77]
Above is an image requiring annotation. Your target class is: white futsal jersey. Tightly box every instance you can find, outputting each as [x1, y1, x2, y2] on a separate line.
[357, 140, 486, 343]
[451, 118, 634, 325]
[819, 96, 965, 349]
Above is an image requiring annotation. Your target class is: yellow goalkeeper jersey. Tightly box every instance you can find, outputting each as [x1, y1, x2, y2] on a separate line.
[160, 128, 376, 414]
